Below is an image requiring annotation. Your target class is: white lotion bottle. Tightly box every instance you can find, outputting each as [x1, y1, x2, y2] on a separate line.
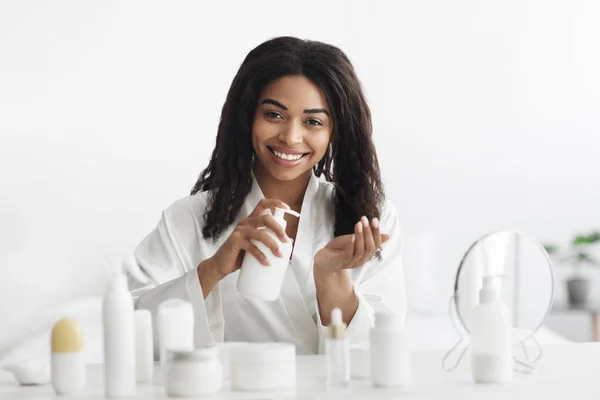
[134, 309, 154, 383]
[370, 312, 411, 387]
[325, 308, 350, 388]
[51, 318, 86, 395]
[103, 256, 149, 398]
[237, 207, 300, 301]
[470, 276, 513, 384]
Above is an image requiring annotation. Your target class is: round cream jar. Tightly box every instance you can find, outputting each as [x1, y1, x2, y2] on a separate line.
[230, 343, 296, 391]
[164, 345, 223, 397]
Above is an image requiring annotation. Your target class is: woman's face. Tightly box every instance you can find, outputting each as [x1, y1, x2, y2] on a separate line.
[252, 75, 332, 183]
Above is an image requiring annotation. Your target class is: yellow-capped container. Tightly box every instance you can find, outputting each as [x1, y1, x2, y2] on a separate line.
[51, 318, 86, 395]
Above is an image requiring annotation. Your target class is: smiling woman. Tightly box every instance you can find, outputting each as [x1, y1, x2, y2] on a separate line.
[253, 76, 332, 183]
[129, 36, 406, 355]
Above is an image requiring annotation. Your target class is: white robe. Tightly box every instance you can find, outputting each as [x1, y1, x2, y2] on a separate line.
[130, 172, 406, 355]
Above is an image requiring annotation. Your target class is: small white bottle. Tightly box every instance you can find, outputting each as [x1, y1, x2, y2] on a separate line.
[325, 308, 350, 388]
[134, 310, 154, 383]
[370, 312, 411, 387]
[51, 318, 86, 395]
[103, 257, 149, 398]
[237, 207, 300, 301]
[470, 276, 513, 384]
[157, 299, 195, 375]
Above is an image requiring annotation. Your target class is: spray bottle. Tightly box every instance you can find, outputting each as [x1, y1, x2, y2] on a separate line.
[236, 207, 300, 301]
[102, 254, 148, 397]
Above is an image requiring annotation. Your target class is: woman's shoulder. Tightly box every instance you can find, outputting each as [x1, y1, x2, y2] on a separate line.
[162, 190, 212, 228]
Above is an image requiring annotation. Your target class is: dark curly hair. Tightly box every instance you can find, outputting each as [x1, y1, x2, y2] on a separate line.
[191, 36, 385, 241]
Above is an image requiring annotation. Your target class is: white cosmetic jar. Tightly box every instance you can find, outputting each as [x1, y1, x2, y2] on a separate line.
[230, 343, 296, 391]
[164, 345, 223, 397]
[217, 342, 245, 380]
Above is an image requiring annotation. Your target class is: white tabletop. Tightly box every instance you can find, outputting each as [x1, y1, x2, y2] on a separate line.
[1, 343, 599, 399]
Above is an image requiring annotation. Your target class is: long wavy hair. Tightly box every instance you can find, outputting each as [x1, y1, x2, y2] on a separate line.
[191, 36, 385, 241]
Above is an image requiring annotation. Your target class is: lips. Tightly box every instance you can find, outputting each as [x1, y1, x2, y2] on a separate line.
[267, 146, 310, 161]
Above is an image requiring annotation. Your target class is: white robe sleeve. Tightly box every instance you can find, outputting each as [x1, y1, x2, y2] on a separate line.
[315, 199, 406, 353]
[128, 197, 225, 356]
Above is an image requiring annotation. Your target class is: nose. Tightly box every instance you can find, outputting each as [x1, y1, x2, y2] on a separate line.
[277, 122, 303, 146]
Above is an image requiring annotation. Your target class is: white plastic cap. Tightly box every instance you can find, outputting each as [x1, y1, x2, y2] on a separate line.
[167, 345, 220, 362]
[230, 343, 295, 364]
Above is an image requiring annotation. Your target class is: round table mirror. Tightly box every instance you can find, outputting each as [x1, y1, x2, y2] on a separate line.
[454, 230, 555, 344]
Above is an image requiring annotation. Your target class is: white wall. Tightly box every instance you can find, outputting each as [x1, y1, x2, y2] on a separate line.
[1, 0, 600, 353]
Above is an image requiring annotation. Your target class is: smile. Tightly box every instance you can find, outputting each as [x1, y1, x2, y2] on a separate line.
[267, 147, 310, 161]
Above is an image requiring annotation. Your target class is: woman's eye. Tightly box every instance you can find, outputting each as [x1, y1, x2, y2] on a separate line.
[265, 111, 282, 119]
[306, 119, 322, 126]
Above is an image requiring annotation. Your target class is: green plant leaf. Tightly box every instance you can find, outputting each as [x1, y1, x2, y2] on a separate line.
[573, 231, 600, 245]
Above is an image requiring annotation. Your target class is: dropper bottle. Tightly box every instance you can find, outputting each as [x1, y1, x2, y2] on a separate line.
[325, 307, 350, 388]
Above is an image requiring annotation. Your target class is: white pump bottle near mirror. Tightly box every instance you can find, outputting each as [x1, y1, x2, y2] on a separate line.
[470, 275, 513, 384]
[237, 207, 300, 301]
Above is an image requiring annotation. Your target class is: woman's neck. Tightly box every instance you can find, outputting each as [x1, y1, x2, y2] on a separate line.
[253, 162, 311, 209]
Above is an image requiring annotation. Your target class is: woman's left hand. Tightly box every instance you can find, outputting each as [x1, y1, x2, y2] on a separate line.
[313, 216, 389, 276]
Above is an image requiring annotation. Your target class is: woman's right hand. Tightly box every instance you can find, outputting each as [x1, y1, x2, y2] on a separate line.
[202, 199, 291, 279]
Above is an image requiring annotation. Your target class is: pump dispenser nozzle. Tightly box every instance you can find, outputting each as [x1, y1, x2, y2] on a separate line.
[479, 275, 506, 304]
[273, 208, 300, 229]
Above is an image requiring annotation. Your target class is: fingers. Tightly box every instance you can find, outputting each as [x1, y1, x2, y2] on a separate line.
[230, 226, 283, 266]
[372, 217, 382, 249]
[362, 216, 377, 264]
[327, 234, 356, 250]
[248, 228, 283, 259]
[249, 199, 290, 218]
[239, 240, 270, 266]
[244, 215, 289, 243]
[349, 216, 388, 268]
[351, 220, 365, 268]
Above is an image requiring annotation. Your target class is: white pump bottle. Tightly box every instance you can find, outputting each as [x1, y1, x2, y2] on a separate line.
[470, 275, 513, 384]
[237, 207, 300, 301]
[102, 255, 149, 398]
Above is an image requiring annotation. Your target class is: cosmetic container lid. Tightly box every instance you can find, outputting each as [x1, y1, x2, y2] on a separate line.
[51, 319, 83, 353]
[231, 343, 295, 364]
[168, 345, 219, 363]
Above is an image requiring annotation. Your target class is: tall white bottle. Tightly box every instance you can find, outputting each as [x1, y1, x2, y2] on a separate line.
[103, 256, 149, 398]
[237, 207, 300, 301]
[470, 276, 513, 384]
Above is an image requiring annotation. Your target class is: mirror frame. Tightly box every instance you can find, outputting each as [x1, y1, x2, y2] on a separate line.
[453, 230, 556, 339]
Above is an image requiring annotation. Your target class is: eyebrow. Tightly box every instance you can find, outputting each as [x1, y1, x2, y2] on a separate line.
[260, 98, 330, 117]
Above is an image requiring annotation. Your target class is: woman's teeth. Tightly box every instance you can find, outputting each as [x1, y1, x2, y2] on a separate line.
[272, 149, 305, 161]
